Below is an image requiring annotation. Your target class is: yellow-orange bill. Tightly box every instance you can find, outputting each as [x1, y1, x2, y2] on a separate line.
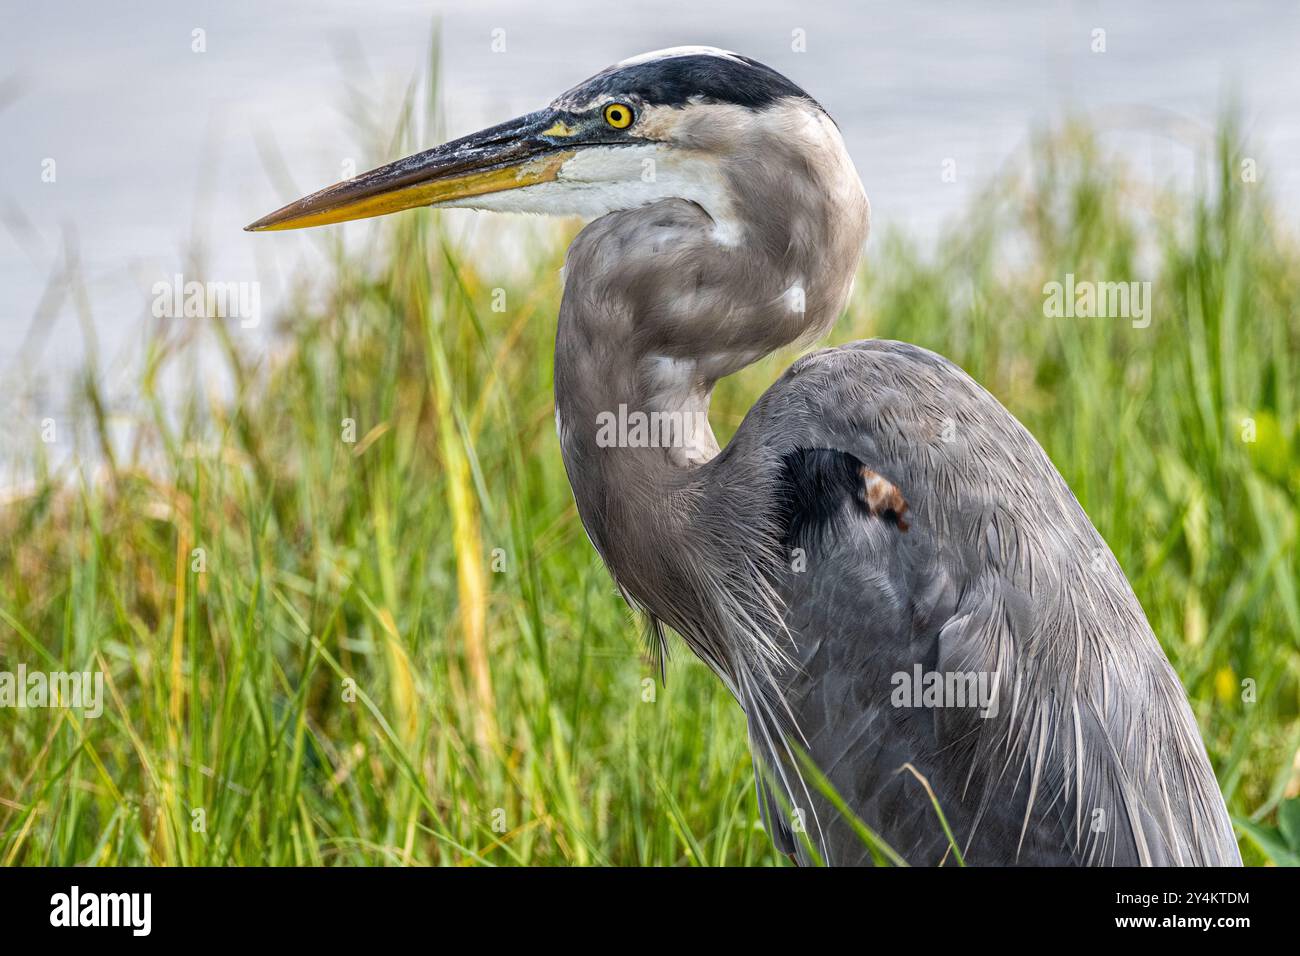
[245, 110, 575, 232]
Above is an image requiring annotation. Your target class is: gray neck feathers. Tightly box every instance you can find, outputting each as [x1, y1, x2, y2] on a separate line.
[552, 107, 867, 606]
[551, 120, 867, 833]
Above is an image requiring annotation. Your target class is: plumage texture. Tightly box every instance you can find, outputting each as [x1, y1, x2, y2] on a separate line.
[737, 341, 1240, 865]
[538, 51, 1238, 866]
[550, 180, 1238, 868]
[566, 330, 1240, 865]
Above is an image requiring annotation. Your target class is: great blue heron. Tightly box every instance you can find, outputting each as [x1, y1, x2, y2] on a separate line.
[248, 47, 1240, 866]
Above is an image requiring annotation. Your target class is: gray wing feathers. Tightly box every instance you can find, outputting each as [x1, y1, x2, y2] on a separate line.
[743, 340, 1239, 866]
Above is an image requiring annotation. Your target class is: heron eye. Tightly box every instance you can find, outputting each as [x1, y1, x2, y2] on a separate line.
[603, 103, 634, 129]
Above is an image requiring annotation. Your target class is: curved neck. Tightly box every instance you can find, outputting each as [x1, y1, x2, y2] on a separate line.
[552, 125, 868, 616]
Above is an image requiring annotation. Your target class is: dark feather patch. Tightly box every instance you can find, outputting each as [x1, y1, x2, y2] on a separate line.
[555, 53, 823, 112]
[776, 447, 871, 547]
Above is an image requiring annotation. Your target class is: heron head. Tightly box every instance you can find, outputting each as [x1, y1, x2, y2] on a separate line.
[245, 47, 860, 243]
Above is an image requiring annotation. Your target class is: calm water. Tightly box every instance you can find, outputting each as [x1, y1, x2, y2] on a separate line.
[2, 0, 1298, 426]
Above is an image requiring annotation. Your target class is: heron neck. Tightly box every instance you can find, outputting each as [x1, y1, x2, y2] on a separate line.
[551, 279, 805, 636]
[551, 301, 722, 614]
[553, 325, 717, 491]
[552, 145, 868, 615]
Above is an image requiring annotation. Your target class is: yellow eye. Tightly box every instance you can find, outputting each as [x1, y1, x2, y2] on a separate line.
[603, 103, 634, 129]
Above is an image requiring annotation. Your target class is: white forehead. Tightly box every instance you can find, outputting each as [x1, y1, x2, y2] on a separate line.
[616, 46, 746, 68]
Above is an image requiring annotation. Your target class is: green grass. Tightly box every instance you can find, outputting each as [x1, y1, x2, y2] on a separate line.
[1, 74, 1298, 865]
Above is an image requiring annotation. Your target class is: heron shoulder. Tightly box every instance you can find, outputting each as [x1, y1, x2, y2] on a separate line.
[762, 340, 1044, 479]
[753, 338, 1109, 596]
[746, 342, 1241, 864]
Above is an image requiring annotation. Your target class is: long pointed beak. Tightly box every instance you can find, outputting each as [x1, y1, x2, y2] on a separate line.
[245, 110, 576, 232]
